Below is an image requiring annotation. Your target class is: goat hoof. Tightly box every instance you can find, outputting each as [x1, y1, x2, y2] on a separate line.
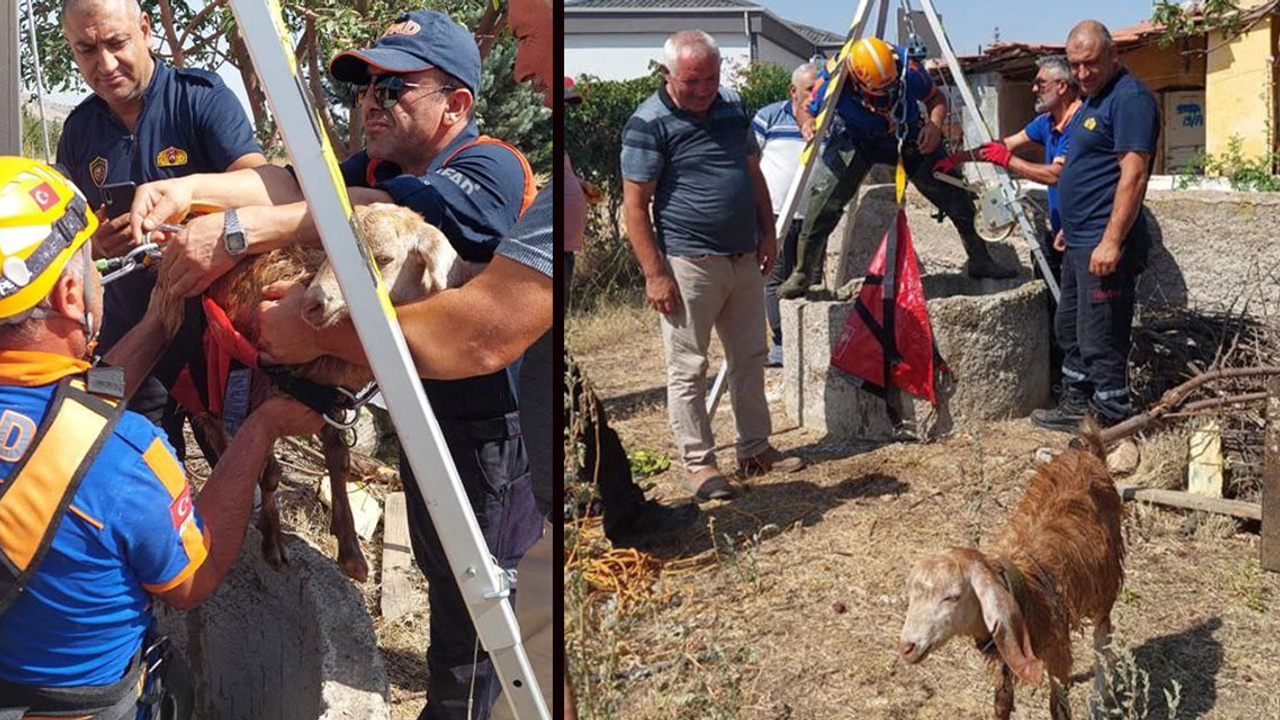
[338, 548, 369, 583]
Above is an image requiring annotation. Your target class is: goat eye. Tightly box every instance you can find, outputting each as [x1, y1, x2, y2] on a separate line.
[943, 594, 961, 603]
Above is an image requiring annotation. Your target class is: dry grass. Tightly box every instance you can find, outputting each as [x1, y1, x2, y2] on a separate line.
[567, 301, 1280, 720]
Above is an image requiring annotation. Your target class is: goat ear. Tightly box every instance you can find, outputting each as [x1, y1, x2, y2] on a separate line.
[415, 226, 459, 292]
[968, 559, 1043, 685]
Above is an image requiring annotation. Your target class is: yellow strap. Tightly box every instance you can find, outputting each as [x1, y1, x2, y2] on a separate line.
[0, 390, 113, 571]
[895, 156, 907, 206]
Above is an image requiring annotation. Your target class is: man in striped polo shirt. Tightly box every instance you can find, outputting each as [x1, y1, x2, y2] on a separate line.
[621, 29, 805, 502]
[754, 61, 819, 367]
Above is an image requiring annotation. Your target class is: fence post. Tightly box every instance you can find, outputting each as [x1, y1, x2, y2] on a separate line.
[1263, 378, 1280, 572]
[1, 0, 20, 156]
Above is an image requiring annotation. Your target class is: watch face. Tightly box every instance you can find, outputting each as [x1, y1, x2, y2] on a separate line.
[226, 231, 248, 255]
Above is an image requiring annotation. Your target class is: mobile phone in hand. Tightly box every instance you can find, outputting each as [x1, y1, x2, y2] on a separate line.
[101, 181, 137, 219]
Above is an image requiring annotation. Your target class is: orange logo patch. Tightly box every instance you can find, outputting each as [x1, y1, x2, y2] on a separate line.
[156, 146, 189, 168]
[170, 485, 194, 528]
[89, 157, 108, 186]
[382, 19, 421, 37]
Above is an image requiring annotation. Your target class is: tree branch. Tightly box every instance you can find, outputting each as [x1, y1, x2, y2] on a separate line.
[1100, 367, 1280, 444]
[155, 0, 186, 67]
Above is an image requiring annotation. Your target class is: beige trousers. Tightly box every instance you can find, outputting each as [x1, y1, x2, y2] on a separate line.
[661, 253, 772, 471]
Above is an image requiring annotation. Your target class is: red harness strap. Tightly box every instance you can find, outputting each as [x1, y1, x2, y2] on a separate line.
[169, 297, 260, 419]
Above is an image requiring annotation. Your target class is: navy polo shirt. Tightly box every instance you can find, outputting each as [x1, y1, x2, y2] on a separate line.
[807, 48, 935, 148]
[1057, 70, 1160, 249]
[56, 60, 260, 350]
[340, 121, 528, 263]
[341, 123, 528, 421]
[620, 85, 760, 257]
[1021, 109, 1079, 233]
[57, 60, 260, 211]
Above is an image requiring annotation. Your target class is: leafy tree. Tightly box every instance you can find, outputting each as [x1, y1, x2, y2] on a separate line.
[733, 61, 792, 117]
[21, 0, 548, 173]
[1151, 0, 1243, 47]
[21, 105, 63, 161]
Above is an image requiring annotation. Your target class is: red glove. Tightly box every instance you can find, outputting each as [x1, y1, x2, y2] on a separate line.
[978, 141, 1013, 168]
[933, 152, 967, 175]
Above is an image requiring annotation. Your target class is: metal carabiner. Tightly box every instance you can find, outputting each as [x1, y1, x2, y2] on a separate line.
[321, 383, 379, 429]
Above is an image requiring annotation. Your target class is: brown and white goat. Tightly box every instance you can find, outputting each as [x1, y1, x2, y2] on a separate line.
[155, 203, 477, 582]
[897, 422, 1125, 720]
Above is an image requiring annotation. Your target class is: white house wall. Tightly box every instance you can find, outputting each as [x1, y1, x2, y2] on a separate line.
[566, 32, 752, 84]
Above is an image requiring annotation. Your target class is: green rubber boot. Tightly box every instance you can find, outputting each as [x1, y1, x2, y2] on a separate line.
[777, 229, 825, 299]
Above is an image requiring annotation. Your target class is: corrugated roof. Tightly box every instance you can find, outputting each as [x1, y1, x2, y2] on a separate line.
[786, 20, 845, 46]
[566, 0, 762, 9]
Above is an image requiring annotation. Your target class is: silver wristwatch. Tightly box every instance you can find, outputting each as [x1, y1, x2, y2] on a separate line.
[223, 208, 249, 256]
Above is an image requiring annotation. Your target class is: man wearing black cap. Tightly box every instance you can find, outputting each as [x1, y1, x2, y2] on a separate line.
[126, 9, 541, 720]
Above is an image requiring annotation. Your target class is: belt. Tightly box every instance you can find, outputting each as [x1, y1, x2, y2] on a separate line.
[0, 649, 143, 720]
[437, 411, 520, 442]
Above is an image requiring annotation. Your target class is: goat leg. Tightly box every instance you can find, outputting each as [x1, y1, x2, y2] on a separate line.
[1050, 674, 1072, 720]
[319, 425, 369, 583]
[257, 449, 290, 570]
[1090, 615, 1117, 719]
[994, 663, 1015, 720]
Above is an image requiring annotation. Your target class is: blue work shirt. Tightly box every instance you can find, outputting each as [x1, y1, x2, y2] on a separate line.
[808, 47, 936, 149]
[495, 184, 552, 278]
[340, 122, 531, 263]
[620, 85, 760, 257]
[56, 60, 261, 349]
[341, 124, 531, 420]
[1057, 69, 1160, 249]
[0, 352, 207, 688]
[1021, 108, 1080, 233]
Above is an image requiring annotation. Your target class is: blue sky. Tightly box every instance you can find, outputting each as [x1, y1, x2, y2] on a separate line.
[755, 0, 1158, 56]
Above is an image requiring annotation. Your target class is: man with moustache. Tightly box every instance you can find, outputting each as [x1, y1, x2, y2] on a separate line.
[1031, 20, 1159, 432]
[127, 10, 540, 719]
[56, 0, 265, 450]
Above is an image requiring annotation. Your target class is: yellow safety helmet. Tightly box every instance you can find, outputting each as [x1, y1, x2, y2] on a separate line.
[846, 37, 899, 96]
[0, 157, 97, 323]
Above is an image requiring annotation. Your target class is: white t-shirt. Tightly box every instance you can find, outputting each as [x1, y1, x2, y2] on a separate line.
[752, 100, 814, 220]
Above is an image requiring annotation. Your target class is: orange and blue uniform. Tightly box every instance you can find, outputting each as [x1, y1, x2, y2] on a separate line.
[0, 351, 207, 688]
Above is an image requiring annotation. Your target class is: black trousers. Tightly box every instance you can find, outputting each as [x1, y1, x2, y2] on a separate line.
[763, 218, 803, 347]
[400, 413, 543, 720]
[1056, 238, 1148, 422]
[798, 138, 982, 265]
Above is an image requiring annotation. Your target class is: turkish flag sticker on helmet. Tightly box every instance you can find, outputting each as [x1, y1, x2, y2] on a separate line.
[170, 485, 194, 528]
[29, 182, 58, 212]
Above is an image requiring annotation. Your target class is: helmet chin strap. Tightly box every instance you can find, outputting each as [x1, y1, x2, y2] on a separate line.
[79, 243, 99, 362]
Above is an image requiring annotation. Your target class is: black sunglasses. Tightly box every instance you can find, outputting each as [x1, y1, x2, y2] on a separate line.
[353, 74, 457, 109]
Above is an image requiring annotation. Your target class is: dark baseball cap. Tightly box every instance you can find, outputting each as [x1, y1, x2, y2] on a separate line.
[329, 10, 481, 94]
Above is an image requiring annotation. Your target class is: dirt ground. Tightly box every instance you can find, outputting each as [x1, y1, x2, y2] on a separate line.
[567, 303, 1280, 720]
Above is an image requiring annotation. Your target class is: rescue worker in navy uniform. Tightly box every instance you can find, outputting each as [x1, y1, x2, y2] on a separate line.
[1032, 21, 1159, 432]
[777, 37, 1016, 300]
[0, 158, 321, 720]
[55, 0, 266, 450]
[126, 11, 542, 720]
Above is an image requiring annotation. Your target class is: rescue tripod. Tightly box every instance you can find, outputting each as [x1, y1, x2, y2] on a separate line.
[226, 1, 548, 719]
[706, 0, 1060, 419]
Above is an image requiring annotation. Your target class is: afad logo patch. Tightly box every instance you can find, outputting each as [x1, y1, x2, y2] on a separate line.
[156, 146, 189, 168]
[170, 485, 194, 529]
[89, 157, 108, 187]
[382, 19, 421, 37]
[1083, 116, 1097, 131]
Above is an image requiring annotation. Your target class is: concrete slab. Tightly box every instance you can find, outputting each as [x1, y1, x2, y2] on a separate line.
[159, 529, 389, 720]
